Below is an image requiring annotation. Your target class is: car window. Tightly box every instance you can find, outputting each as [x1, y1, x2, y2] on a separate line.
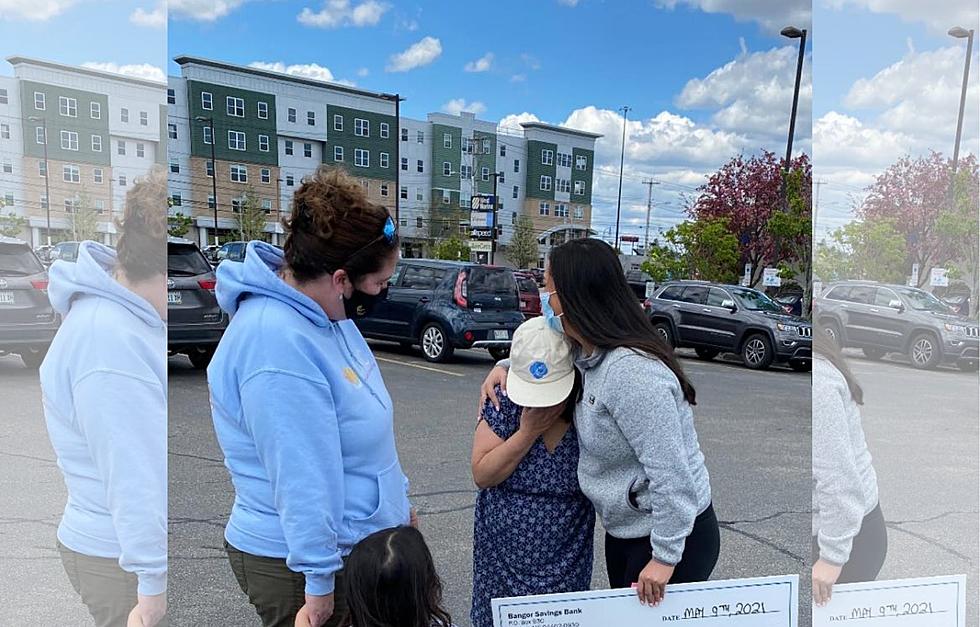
[168, 244, 213, 276]
[467, 266, 519, 309]
[732, 288, 783, 312]
[401, 266, 438, 290]
[848, 286, 875, 304]
[0, 243, 44, 276]
[825, 286, 850, 301]
[874, 288, 899, 307]
[706, 288, 730, 307]
[388, 264, 405, 287]
[679, 286, 708, 304]
[896, 287, 953, 313]
[658, 285, 684, 301]
[517, 278, 538, 293]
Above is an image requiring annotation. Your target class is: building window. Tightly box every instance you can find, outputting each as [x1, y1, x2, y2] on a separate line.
[401, 127, 408, 141]
[261, 168, 271, 184]
[540, 175, 552, 191]
[555, 203, 568, 218]
[574, 180, 585, 195]
[0, 88, 6, 104]
[64, 198, 79, 213]
[231, 164, 247, 183]
[556, 178, 570, 194]
[40, 195, 48, 209]
[258, 134, 270, 152]
[512, 185, 519, 199]
[334, 114, 343, 131]
[442, 190, 451, 204]
[380, 122, 389, 138]
[227, 96, 245, 117]
[574, 206, 584, 219]
[417, 160, 424, 173]
[462, 137, 474, 154]
[539, 201, 550, 216]
[63, 164, 80, 183]
[443, 133, 452, 149]
[288, 107, 296, 123]
[169, 160, 179, 174]
[354, 118, 369, 137]
[61, 131, 79, 151]
[541, 149, 554, 166]
[91, 199, 103, 214]
[1, 161, 10, 174]
[205, 160, 214, 177]
[257, 101, 269, 119]
[35, 127, 46, 145]
[90, 102, 101, 119]
[121, 107, 129, 122]
[285, 140, 294, 156]
[208, 195, 215, 209]
[167, 89, 175, 104]
[118, 174, 126, 186]
[303, 143, 312, 158]
[380, 183, 389, 197]
[201, 92, 213, 110]
[0, 123, 8, 139]
[417, 216, 424, 228]
[400, 186, 408, 200]
[171, 194, 182, 207]
[117, 140, 126, 155]
[557, 152, 572, 168]
[93, 168, 103, 183]
[91, 135, 102, 152]
[380, 152, 389, 168]
[417, 130, 424, 143]
[228, 130, 246, 151]
[232, 198, 243, 213]
[459, 194, 469, 208]
[500, 144, 506, 157]
[168, 123, 177, 139]
[514, 159, 520, 173]
[38, 161, 47, 177]
[443, 162, 452, 176]
[334, 146, 344, 162]
[481, 167, 490, 181]
[460, 165, 472, 179]
[482, 138, 491, 154]
[398, 157, 407, 171]
[354, 148, 369, 168]
[286, 174, 294, 186]
[576, 155, 587, 170]
[416, 188, 423, 202]
[34, 92, 45, 110]
[137, 143, 145, 158]
[262, 198, 273, 213]
[203, 126, 213, 144]
[307, 111, 316, 126]
[140, 111, 148, 126]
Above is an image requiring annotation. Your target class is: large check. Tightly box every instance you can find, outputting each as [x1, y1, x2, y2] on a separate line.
[491, 575, 798, 626]
[812, 575, 967, 626]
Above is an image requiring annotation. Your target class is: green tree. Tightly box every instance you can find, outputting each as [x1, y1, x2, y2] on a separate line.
[641, 217, 739, 284]
[236, 185, 267, 242]
[507, 215, 538, 269]
[0, 209, 27, 239]
[769, 167, 813, 313]
[433, 236, 471, 261]
[168, 212, 194, 238]
[814, 218, 907, 283]
[70, 191, 101, 242]
[935, 165, 980, 315]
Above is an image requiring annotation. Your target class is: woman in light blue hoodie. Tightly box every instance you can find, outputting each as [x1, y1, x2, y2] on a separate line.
[41, 172, 168, 627]
[208, 166, 413, 627]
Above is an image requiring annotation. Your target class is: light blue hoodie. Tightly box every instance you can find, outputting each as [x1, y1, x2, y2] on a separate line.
[208, 241, 410, 596]
[40, 241, 167, 596]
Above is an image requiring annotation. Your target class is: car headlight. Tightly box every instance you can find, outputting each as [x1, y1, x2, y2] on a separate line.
[944, 323, 967, 335]
[776, 323, 799, 333]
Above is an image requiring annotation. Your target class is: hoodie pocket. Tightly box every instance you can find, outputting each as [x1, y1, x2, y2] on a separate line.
[349, 461, 410, 535]
[626, 475, 654, 514]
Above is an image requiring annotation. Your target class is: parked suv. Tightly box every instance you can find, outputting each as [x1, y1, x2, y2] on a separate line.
[0, 237, 59, 368]
[352, 260, 524, 363]
[215, 241, 247, 264]
[50, 240, 81, 263]
[167, 237, 227, 369]
[646, 280, 812, 371]
[514, 272, 541, 319]
[815, 280, 979, 371]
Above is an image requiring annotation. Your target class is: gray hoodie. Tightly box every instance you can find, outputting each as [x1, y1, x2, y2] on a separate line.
[574, 347, 711, 566]
[812, 355, 879, 566]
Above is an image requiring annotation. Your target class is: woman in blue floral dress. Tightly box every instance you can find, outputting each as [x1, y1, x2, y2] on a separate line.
[470, 316, 595, 627]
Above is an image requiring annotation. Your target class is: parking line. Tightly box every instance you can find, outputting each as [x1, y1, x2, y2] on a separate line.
[375, 356, 466, 377]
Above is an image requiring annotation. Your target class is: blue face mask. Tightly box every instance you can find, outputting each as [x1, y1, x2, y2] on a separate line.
[540, 291, 564, 334]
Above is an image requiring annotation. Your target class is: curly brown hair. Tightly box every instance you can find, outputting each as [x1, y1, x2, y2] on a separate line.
[283, 166, 398, 283]
[115, 166, 167, 282]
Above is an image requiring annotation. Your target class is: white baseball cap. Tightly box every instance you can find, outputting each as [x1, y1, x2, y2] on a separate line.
[506, 315, 576, 408]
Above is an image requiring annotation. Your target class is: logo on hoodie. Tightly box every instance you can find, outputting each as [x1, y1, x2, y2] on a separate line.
[343, 367, 362, 387]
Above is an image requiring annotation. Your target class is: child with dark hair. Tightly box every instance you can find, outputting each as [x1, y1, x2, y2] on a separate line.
[296, 527, 454, 627]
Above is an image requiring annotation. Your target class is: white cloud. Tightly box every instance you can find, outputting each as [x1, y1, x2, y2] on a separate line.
[386, 36, 442, 72]
[464, 52, 494, 73]
[510, 73, 527, 83]
[0, 0, 75, 21]
[442, 98, 486, 116]
[497, 112, 541, 134]
[130, 3, 165, 27]
[248, 61, 355, 86]
[521, 53, 542, 70]
[654, 0, 811, 32]
[823, 0, 978, 34]
[81, 62, 166, 83]
[357, 67, 370, 77]
[813, 111, 915, 170]
[297, 0, 388, 27]
[558, 0, 580, 5]
[169, 0, 244, 21]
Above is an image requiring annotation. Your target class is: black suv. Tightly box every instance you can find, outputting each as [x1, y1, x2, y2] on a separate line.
[167, 237, 227, 368]
[646, 280, 812, 371]
[352, 259, 524, 363]
[815, 280, 979, 371]
[0, 237, 59, 368]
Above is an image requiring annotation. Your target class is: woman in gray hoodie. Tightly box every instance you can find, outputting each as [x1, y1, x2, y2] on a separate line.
[482, 238, 718, 607]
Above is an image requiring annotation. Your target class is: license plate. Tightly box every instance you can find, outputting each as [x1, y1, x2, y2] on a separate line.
[167, 291, 182, 305]
[492, 329, 509, 340]
[0, 291, 14, 304]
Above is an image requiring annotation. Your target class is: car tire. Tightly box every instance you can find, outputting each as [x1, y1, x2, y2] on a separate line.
[19, 347, 47, 369]
[488, 347, 510, 362]
[741, 333, 774, 370]
[789, 360, 812, 372]
[420, 322, 454, 363]
[654, 322, 675, 349]
[862, 346, 887, 360]
[908, 333, 941, 370]
[958, 359, 979, 372]
[823, 321, 843, 347]
[694, 348, 719, 361]
[188, 347, 216, 370]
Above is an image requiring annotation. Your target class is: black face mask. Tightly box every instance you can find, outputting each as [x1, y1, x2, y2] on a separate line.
[344, 287, 388, 319]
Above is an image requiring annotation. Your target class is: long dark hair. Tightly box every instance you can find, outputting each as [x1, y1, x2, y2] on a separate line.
[813, 325, 863, 404]
[549, 238, 697, 405]
[341, 526, 452, 627]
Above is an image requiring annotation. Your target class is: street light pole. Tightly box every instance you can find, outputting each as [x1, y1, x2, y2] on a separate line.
[614, 105, 630, 250]
[490, 171, 502, 265]
[781, 26, 807, 210]
[196, 116, 219, 246]
[949, 27, 974, 174]
[28, 116, 52, 245]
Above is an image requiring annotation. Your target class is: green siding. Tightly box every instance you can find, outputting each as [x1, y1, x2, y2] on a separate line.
[20, 80, 110, 166]
[187, 80, 277, 166]
[473, 130, 497, 196]
[325, 105, 396, 181]
[430, 124, 461, 191]
[525, 140, 557, 200]
[427, 190, 466, 238]
[571, 147, 595, 204]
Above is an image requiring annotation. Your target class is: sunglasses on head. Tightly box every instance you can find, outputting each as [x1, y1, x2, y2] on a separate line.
[348, 215, 397, 260]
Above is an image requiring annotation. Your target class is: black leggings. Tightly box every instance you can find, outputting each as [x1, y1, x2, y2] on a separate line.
[605, 503, 720, 588]
[812, 503, 887, 584]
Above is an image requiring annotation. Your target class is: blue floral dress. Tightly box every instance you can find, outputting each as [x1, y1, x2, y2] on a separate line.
[470, 394, 595, 627]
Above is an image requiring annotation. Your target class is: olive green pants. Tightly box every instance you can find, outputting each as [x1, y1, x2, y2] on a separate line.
[225, 540, 347, 627]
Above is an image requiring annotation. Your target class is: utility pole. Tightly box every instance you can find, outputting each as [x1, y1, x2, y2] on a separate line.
[949, 27, 974, 174]
[813, 179, 824, 230]
[490, 171, 500, 265]
[614, 105, 630, 250]
[641, 179, 659, 253]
